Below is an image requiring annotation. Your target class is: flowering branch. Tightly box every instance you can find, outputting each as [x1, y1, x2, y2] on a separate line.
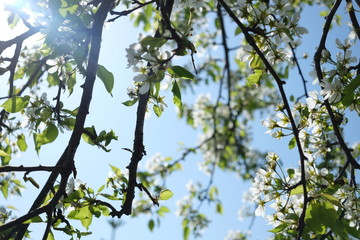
[3, 1, 116, 238]
[117, 0, 175, 217]
[346, 0, 360, 39]
[218, 0, 309, 237]
[313, 0, 360, 178]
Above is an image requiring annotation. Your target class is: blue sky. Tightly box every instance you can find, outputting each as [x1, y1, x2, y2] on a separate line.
[1, 1, 359, 240]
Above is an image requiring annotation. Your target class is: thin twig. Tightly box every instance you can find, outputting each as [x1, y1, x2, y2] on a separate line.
[289, 43, 308, 99]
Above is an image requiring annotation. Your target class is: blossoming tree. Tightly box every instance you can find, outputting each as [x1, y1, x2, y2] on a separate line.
[0, 0, 359, 239]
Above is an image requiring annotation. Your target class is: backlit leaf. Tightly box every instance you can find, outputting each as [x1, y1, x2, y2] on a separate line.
[17, 134, 28, 152]
[140, 36, 167, 50]
[159, 189, 173, 200]
[168, 66, 194, 80]
[246, 69, 263, 86]
[97, 64, 114, 96]
[1, 96, 30, 113]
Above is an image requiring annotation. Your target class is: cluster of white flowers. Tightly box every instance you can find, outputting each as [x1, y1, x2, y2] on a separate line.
[174, 0, 212, 12]
[125, 36, 171, 95]
[175, 195, 193, 217]
[21, 92, 50, 131]
[191, 93, 212, 128]
[224, 229, 250, 240]
[20, 93, 71, 133]
[145, 153, 169, 174]
[249, 148, 360, 233]
[55, 177, 85, 210]
[234, 0, 308, 66]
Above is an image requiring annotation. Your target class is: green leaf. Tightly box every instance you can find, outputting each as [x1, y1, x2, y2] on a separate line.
[140, 36, 167, 50]
[183, 226, 190, 240]
[122, 98, 138, 106]
[16, 134, 28, 152]
[234, 26, 242, 35]
[172, 80, 182, 110]
[168, 66, 194, 80]
[7, 12, 20, 29]
[109, 164, 121, 176]
[68, 206, 91, 221]
[305, 201, 338, 234]
[321, 193, 342, 208]
[250, 54, 262, 69]
[24, 216, 43, 223]
[81, 214, 93, 229]
[216, 203, 223, 214]
[66, 190, 85, 201]
[159, 189, 173, 200]
[97, 185, 105, 193]
[46, 230, 55, 240]
[343, 75, 360, 94]
[288, 136, 296, 149]
[0, 149, 9, 157]
[341, 92, 354, 107]
[97, 64, 114, 96]
[153, 105, 162, 117]
[82, 126, 96, 145]
[246, 69, 263, 86]
[269, 223, 288, 233]
[148, 219, 155, 232]
[99, 193, 121, 200]
[287, 168, 295, 178]
[33, 123, 59, 152]
[157, 206, 170, 217]
[321, 201, 338, 228]
[1, 96, 30, 113]
[290, 184, 304, 195]
[1, 182, 9, 199]
[46, 123, 59, 142]
[1, 145, 11, 165]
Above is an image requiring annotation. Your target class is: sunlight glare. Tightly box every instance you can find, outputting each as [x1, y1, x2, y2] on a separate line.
[0, 0, 44, 52]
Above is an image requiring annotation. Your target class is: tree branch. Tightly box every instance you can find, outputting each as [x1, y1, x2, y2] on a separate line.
[313, 0, 360, 179]
[108, 0, 156, 22]
[9, 1, 115, 238]
[218, 1, 309, 238]
[0, 165, 57, 173]
[289, 43, 309, 99]
[116, 0, 175, 217]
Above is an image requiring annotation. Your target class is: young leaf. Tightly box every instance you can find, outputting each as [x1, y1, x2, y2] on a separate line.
[23, 216, 43, 224]
[0, 149, 9, 157]
[246, 69, 263, 86]
[122, 98, 138, 106]
[148, 219, 155, 232]
[159, 189, 173, 200]
[97, 185, 105, 193]
[16, 134, 28, 152]
[153, 105, 162, 117]
[168, 66, 194, 80]
[216, 203, 224, 214]
[288, 136, 296, 149]
[183, 226, 190, 240]
[172, 80, 182, 109]
[97, 64, 114, 96]
[1, 96, 30, 113]
[33, 123, 59, 152]
[140, 36, 167, 50]
[290, 184, 304, 195]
